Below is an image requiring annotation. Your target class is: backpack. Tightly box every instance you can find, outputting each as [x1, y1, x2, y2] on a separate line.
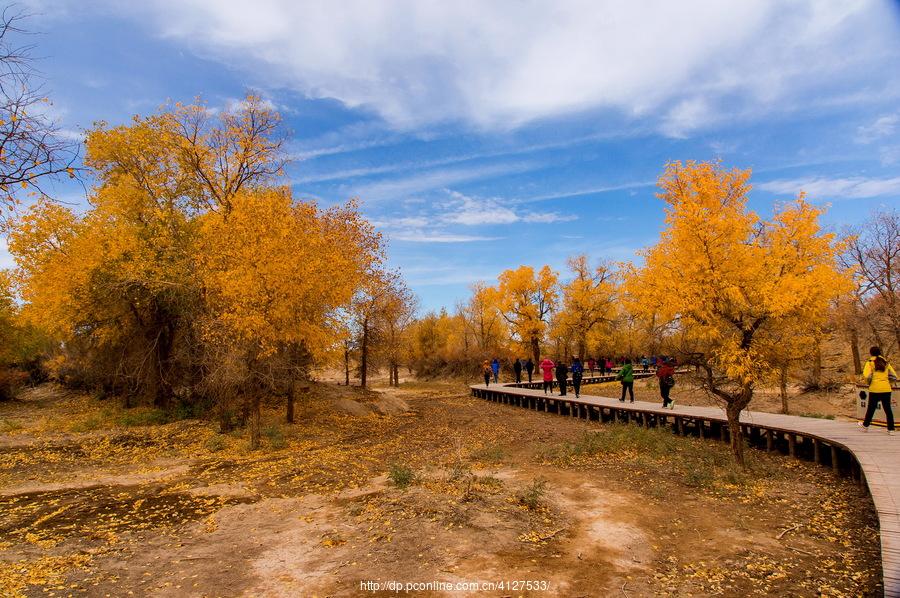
[663, 375, 675, 388]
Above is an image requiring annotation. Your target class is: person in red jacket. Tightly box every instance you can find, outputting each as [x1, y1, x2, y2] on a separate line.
[539, 357, 555, 395]
[657, 358, 676, 409]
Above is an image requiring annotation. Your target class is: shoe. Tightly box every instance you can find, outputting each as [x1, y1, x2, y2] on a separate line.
[858, 422, 868, 432]
[619, 399, 625, 402]
[669, 401, 675, 409]
[889, 430, 895, 436]
[630, 400, 634, 403]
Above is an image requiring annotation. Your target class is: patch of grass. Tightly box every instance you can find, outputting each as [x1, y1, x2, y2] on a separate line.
[548, 424, 772, 490]
[205, 434, 226, 452]
[797, 412, 836, 420]
[470, 444, 504, 463]
[517, 478, 547, 510]
[263, 425, 287, 450]
[388, 462, 416, 489]
[69, 414, 105, 433]
[0, 418, 23, 433]
[117, 408, 169, 427]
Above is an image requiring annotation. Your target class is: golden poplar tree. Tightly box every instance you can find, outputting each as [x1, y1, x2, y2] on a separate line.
[493, 265, 558, 364]
[627, 161, 851, 465]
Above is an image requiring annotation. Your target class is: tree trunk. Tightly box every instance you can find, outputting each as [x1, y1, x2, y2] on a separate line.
[726, 402, 745, 467]
[849, 326, 862, 375]
[250, 395, 261, 450]
[811, 343, 822, 389]
[344, 342, 350, 386]
[779, 364, 789, 414]
[725, 386, 753, 467]
[530, 336, 540, 366]
[286, 379, 295, 424]
[360, 320, 369, 388]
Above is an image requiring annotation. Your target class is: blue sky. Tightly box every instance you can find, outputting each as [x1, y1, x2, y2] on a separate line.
[13, 0, 900, 311]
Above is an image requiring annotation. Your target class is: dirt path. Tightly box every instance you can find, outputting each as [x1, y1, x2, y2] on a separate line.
[0, 382, 883, 596]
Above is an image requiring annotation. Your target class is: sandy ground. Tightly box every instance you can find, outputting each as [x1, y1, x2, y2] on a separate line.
[0, 381, 883, 597]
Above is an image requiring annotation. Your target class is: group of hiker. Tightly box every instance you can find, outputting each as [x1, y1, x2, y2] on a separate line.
[481, 355, 680, 407]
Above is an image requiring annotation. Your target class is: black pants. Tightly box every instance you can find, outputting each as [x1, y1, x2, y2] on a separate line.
[527, 370, 533, 383]
[661, 382, 672, 407]
[557, 377, 567, 396]
[620, 381, 633, 401]
[515, 370, 522, 383]
[572, 374, 582, 396]
[484, 373, 490, 386]
[543, 380, 552, 393]
[863, 391, 894, 430]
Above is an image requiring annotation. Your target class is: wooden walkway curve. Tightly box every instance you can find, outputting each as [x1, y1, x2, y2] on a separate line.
[471, 379, 900, 597]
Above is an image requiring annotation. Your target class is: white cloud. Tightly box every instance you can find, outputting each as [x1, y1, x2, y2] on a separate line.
[758, 175, 900, 199]
[660, 97, 714, 139]
[124, 0, 898, 133]
[390, 231, 502, 243]
[441, 190, 577, 226]
[856, 113, 899, 144]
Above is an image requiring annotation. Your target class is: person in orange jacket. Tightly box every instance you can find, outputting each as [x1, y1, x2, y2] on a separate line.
[539, 357, 555, 395]
[482, 360, 492, 387]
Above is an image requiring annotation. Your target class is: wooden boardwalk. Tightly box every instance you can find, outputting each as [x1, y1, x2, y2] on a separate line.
[471, 381, 900, 597]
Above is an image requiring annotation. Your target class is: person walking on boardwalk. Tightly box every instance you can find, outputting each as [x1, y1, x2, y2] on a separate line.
[555, 359, 569, 396]
[491, 357, 500, 383]
[605, 357, 614, 375]
[571, 356, 584, 398]
[539, 357, 555, 394]
[482, 360, 492, 387]
[587, 357, 596, 376]
[525, 358, 535, 383]
[859, 346, 898, 434]
[513, 358, 523, 384]
[617, 358, 634, 402]
[657, 357, 676, 409]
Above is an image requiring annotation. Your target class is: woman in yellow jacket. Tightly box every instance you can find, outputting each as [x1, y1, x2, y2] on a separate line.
[859, 346, 898, 434]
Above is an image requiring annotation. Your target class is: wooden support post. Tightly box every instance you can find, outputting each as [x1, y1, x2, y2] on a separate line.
[720, 423, 727, 442]
[813, 438, 821, 464]
[643, 413, 650, 429]
[788, 434, 796, 457]
[625, 410, 631, 424]
[698, 420, 705, 439]
[831, 445, 840, 475]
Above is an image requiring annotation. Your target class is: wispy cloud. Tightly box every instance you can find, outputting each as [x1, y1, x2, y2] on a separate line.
[759, 176, 900, 199]
[345, 162, 535, 202]
[856, 113, 899, 144]
[442, 190, 577, 226]
[519, 181, 655, 203]
[390, 232, 502, 243]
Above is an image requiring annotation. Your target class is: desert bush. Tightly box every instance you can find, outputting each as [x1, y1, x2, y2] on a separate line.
[517, 478, 548, 510]
[388, 462, 416, 489]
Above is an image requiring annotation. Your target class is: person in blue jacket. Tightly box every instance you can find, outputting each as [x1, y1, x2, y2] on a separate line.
[491, 357, 500, 383]
[571, 356, 584, 398]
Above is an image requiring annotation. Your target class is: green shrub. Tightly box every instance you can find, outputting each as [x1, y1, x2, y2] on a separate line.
[517, 478, 547, 510]
[388, 462, 416, 489]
